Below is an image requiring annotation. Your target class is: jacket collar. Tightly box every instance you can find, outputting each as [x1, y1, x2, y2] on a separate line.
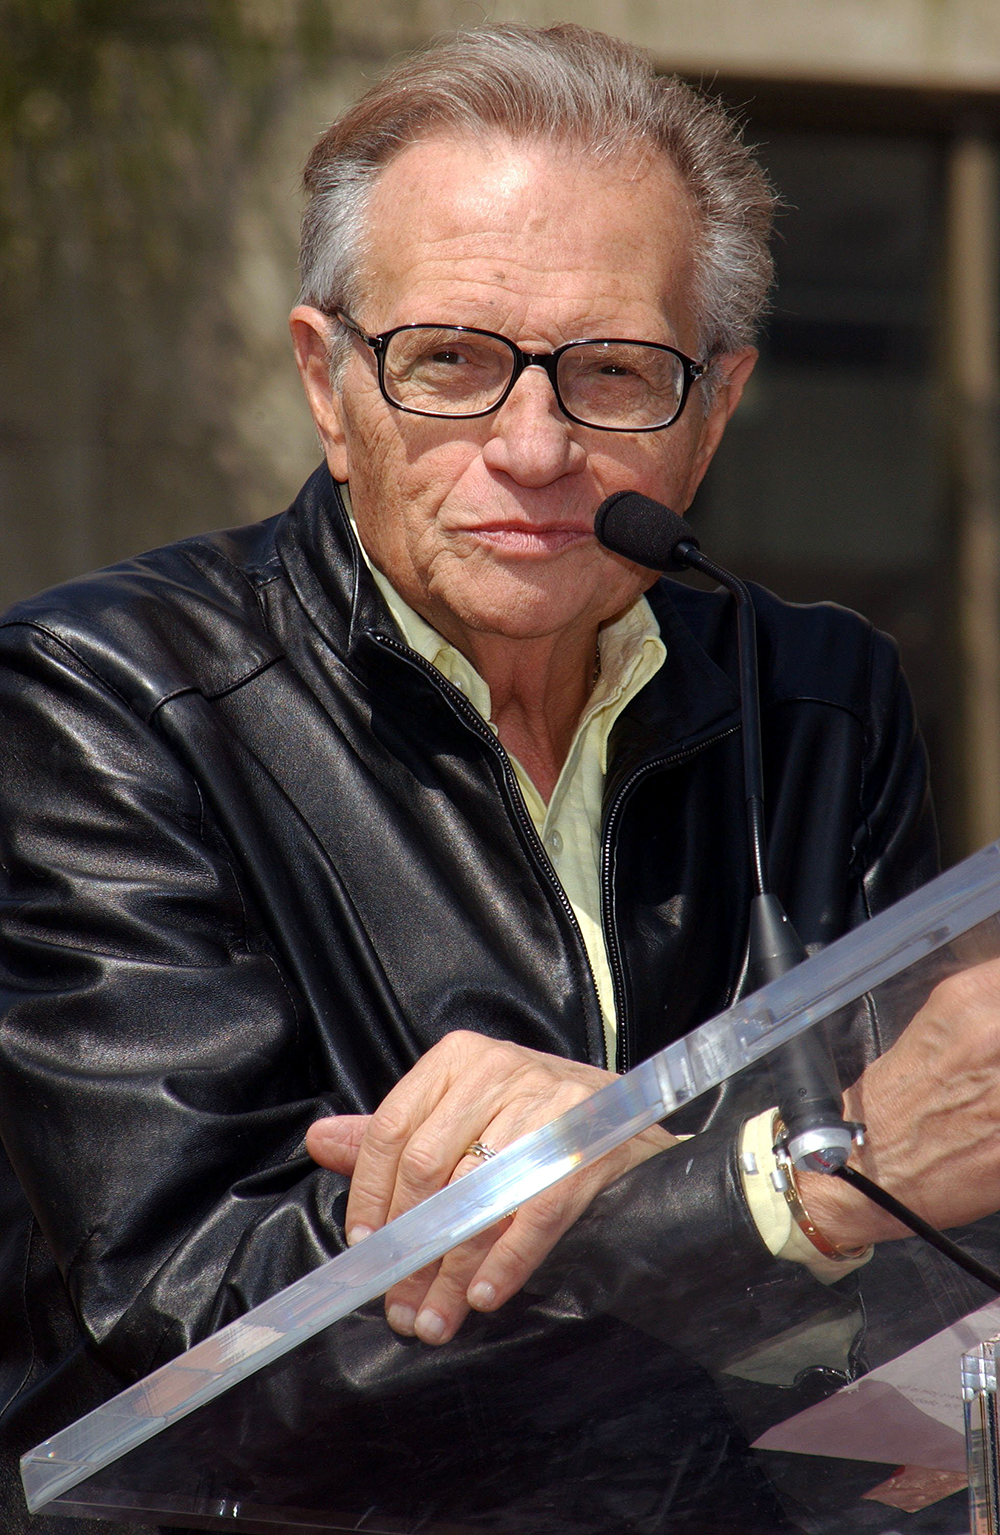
[276, 466, 397, 658]
[605, 582, 742, 799]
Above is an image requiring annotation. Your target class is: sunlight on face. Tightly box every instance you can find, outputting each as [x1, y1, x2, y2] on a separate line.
[307, 133, 753, 657]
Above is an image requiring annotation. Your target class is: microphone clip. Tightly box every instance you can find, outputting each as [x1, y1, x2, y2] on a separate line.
[773, 1116, 866, 1176]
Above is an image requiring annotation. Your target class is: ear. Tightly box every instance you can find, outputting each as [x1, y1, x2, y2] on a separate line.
[289, 305, 349, 481]
[679, 347, 757, 507]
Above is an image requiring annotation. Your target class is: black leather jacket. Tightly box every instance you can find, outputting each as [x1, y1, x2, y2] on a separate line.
[0, 467, 938, 1530]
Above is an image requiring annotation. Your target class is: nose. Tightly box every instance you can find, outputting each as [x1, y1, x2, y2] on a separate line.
[480, 365, 587, 487]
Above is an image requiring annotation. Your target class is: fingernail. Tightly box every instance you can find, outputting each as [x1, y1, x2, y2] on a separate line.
[346, 1224, 373, 1246]
[414, 1308, 447, 1344]
[386, 1303, 417, 1335]
[468, 1280, 496, 1311]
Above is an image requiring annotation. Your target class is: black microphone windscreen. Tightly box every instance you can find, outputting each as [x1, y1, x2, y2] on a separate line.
[594, 491, 700, 571]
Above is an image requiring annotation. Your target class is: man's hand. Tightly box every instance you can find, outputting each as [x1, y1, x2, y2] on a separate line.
[306, 1030, 676, 1345]
[803, 957, 1000, 1248]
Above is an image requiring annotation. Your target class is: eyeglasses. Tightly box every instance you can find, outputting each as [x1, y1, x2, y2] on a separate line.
[334, 311, 706, 433]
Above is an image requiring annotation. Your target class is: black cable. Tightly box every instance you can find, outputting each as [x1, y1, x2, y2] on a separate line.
[835, 1164, 1000, 1295]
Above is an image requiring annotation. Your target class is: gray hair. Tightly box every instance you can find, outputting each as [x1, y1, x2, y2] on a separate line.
[299, 23, 775, 381]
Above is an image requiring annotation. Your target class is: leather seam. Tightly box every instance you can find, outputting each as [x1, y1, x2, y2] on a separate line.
[175, 540, 278, 615]
[251, 570, 284, 631]
[261, 954, 304, 1054]
[0, 1216, 38, 1425]
[0, 616, 260, 730]
[188, 777, 258, 961]
[3, 613, 281, 719]
[0, 619, 138, 712]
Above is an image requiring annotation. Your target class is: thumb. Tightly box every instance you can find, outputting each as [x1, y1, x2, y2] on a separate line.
[306, 1113, 371, 1174]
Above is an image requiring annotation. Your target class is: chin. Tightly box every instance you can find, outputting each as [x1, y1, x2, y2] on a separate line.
[453, 591, 608, 643]
[430, 558, 646, 643]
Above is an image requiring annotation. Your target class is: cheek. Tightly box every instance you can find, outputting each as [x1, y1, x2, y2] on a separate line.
[596, 553, 660, 614]
[340, 396, 397, 481]
[346, 420, 484, 558]
[589, 425, 703, 508]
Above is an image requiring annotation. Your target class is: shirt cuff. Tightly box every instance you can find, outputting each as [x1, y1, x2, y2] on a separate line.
[739, 1109, 873, 1284]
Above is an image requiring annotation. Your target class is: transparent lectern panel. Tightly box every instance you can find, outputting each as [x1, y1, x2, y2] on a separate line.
[23, 844, 1000, 1534]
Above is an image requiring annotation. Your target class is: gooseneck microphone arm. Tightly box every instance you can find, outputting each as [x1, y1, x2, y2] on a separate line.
[663, 541, 769, 897]
[594, 490, 853, 1172]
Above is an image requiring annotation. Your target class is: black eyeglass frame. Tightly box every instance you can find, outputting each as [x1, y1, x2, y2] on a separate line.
[334, 310, 708, 434]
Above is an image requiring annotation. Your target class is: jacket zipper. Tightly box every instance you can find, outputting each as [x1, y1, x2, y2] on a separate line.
[371, 634, 609, 1065]
[601, 725, 741, 1074]
[374, 632, 742, 1076]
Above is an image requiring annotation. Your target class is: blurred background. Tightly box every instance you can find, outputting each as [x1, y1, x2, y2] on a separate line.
[2, 0, 999, 868]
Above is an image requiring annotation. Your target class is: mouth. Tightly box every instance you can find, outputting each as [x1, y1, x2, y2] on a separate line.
[461, 522, 594, 555]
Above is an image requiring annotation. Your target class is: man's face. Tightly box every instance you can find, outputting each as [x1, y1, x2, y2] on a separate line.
[291, 133, 755, 653]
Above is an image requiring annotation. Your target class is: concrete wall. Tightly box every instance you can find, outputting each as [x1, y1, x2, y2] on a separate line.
[321, 0, 1000, 86]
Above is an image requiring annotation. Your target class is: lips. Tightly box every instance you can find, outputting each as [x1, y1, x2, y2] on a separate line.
[461, 522, 593, 554]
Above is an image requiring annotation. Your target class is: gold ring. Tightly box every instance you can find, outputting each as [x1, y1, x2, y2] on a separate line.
[462, 1142, 516, 1218]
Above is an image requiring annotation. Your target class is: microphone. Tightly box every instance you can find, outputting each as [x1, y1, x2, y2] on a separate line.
[595, 491, 857, 1173]
[595, 491, 702, 573]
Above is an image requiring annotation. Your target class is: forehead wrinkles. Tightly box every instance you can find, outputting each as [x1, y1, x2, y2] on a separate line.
[357, 133, 699, 328]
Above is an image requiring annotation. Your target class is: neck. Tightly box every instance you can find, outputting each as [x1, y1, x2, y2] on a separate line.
[455, 628, 600, 802]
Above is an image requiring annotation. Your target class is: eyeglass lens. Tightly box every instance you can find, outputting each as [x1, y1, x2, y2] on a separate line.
[381, 328, 687, 429]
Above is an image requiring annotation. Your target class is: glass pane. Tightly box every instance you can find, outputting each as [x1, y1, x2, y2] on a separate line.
[22, 843, 1000, 1533]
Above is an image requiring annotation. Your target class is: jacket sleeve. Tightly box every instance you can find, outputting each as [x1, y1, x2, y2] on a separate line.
[0, 619, 355, 1381]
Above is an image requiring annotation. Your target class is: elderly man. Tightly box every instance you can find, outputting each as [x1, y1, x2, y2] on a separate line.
[4, 21, 1000, 1535]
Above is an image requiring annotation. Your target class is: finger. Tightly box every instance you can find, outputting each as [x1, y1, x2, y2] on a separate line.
[383, 1102, 500, 1223]
[346, 1058, 504, 1237]
[464, 1182, 585, 1314]
[463, 1140, 655, 1315]
[417, 1296, 471, 1346]
[382, 1260, 442, 1336]
[346, 1101, 484, 1242]
[393, 1227, 501, 1345]
[305, 1114, 370, 1174]
[379, 1141, 512, 1341]
[345, 1035, 637, 1248]
[401, 1129, 669, 1332]
[343, 1039, 485, 1237]
[381, 1124, 670, 1343]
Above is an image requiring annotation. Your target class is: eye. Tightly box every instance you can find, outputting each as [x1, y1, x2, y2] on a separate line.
[408, 341, 499, 374]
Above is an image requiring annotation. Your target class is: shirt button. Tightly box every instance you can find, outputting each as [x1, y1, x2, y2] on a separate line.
[548, 829, 564, 857]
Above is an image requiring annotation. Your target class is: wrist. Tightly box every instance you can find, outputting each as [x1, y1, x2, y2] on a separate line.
[796, 1082, 912, 1248]
[796, 1167, 877, 1248]
[771, 1117, 871, 1260]
[797, 1162, 910, 1248]
[739, 1111, 873, 1279]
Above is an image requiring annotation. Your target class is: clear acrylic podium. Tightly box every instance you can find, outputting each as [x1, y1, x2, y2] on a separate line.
[22, 842, 1000, 1534]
